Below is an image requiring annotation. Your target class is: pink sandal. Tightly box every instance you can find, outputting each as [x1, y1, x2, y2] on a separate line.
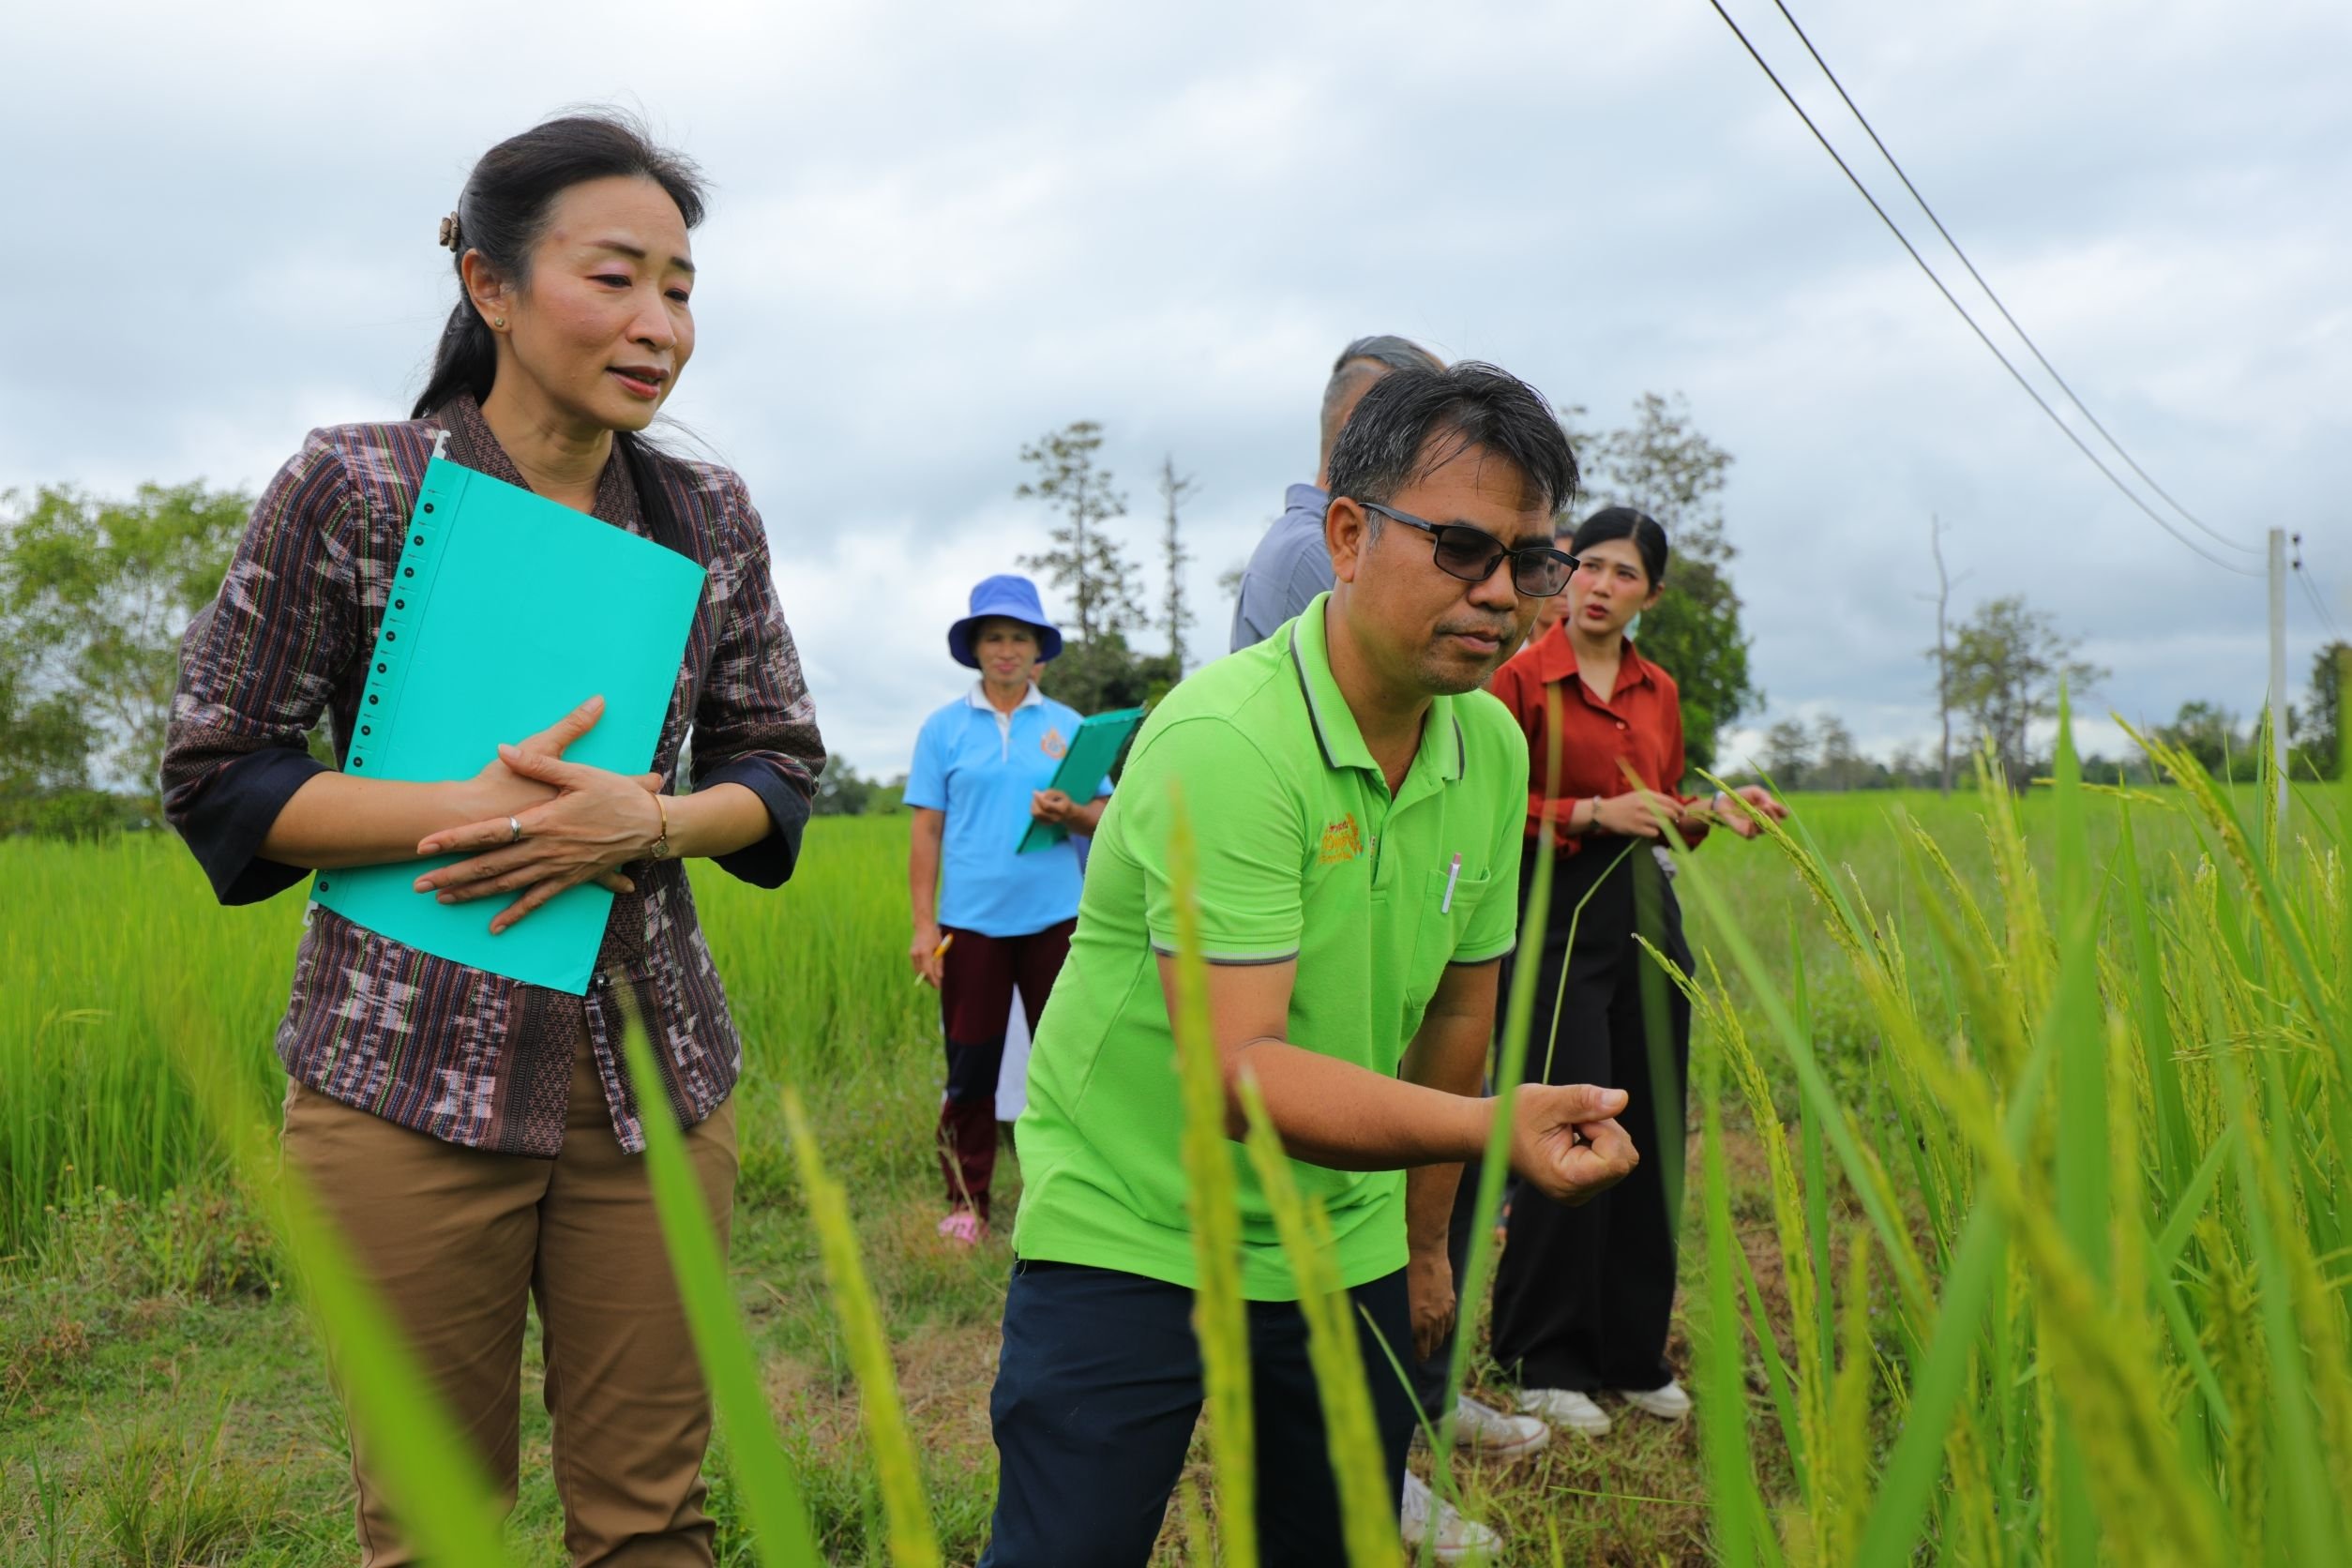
[937, 1210, 988, 1246]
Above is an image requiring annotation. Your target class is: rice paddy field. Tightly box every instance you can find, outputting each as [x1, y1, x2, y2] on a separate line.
[3, 734, 2347, 1566]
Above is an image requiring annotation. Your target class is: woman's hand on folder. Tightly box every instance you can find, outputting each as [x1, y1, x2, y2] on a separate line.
[455, 698, 636, 893]
[1030, 789, 1106, 835]
[415, 696, 663, 931]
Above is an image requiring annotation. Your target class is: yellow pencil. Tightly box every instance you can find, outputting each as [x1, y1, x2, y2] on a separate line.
[913, 931, 954, 985]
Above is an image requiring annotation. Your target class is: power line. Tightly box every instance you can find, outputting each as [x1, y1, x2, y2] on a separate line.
[1699, 0, 2263, 578]
[2298, 572, 2338, 636]
[1765, 0, 2260, 558]
[2289, 532, 2342, 636]
[2296, 563, 2342, 638]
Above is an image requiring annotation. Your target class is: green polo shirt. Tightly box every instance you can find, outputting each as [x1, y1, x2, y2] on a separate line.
[1012, 595, 1528, 1301]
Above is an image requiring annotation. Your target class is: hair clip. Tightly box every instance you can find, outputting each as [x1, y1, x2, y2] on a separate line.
[437, 213, 461, 252]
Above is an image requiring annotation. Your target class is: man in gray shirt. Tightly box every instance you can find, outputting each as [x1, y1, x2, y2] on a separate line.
[1228, 334, 1445, 652]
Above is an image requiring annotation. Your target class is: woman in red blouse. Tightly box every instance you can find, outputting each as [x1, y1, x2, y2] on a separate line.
[1484, 505, 1785, 1438]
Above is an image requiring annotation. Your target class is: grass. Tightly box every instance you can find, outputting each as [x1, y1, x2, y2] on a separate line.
[5, 764, 2348, 1564]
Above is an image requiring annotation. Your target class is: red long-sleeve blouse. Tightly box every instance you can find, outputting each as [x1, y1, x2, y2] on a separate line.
[1485, 623, 1711, 856]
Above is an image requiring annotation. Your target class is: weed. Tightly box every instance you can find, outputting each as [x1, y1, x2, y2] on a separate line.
[93, 1408, 281, 1568]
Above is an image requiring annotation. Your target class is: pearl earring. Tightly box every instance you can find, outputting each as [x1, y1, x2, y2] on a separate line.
[492, 317, 506, 329]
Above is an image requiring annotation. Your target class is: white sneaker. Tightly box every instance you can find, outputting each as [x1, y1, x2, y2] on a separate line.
[1450, 1394, 1550, 1457]
[1515, 1386, 1611, 1437]
[1400, 1471, 1500, 1563]
[1616, 1379, 1692, 1422]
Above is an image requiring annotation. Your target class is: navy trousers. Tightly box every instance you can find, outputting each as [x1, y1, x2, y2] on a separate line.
[982, 1260, 1417, 1567]
[1406, 1156, 1487, 1422]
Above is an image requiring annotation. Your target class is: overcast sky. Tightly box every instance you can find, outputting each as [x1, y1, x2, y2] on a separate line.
[7, 0, 2346, 776]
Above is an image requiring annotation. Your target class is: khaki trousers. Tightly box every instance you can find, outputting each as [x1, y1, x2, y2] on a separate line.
[282, 1032, 737, 1566]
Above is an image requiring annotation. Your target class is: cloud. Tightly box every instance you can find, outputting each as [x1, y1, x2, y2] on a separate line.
[4, 0, 2347, 778]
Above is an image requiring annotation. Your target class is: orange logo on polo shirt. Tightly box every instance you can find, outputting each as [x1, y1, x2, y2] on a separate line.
[1318, 813, 1364, 865]
[1041, 727, 1068, 760]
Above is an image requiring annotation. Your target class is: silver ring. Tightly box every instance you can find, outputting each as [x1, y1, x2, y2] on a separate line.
[507, 815, 523, 843]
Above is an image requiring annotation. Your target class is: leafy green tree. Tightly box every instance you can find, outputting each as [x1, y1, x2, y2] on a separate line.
[0, 633, 98, 799]
[807, 760, 909, 817]
[1017, 421, 1139, 644]
[1758, 716, 1815, 789]
[1947, 596, 2106, 790]
[1812, 713, 1877, 791]
[1037, 628, 1179, 719]
[811, 756, 877, 816]
[1886, 741, 1937, 790]
[2155, 700, 2251, 782]
[1014, 423, 1175, 728]
[1, 482, 251, 829]
[1572, 392, 1756, 768]
[2292, 641, 2346, 780]
[2075, 749, 2155, 787]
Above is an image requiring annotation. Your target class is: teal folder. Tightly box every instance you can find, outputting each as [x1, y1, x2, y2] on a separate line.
[1016, 706, 1147, 854]
[310, 451, 706, 995]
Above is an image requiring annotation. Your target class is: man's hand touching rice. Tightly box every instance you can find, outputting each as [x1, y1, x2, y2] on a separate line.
[1508, 1083, 1638, 1205]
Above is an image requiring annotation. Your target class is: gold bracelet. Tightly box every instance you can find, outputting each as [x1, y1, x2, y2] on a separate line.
[649, 794, 672, 862]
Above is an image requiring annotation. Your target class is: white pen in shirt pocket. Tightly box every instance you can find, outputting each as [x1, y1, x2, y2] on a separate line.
[1440, 852, 1463, 913]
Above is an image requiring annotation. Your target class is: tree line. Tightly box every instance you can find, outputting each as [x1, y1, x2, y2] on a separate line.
[5, 403, 2340, 835]
[1, 483, 258, 835]
[1741, 632, 2346, 793]
[1019, 391, 1766, 769]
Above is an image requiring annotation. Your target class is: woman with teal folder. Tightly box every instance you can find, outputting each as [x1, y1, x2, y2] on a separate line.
[905, 575, 1110, 1245]
[160, 113, 824, 1564]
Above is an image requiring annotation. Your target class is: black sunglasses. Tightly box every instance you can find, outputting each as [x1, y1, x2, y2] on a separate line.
[1359, 502, 1578, 597]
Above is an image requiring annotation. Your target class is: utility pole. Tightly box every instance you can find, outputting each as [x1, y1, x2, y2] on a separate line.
[2269, 527, 2289, 821]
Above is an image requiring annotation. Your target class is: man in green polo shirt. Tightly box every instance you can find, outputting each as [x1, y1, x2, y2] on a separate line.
[982, 363, 1639, 1567]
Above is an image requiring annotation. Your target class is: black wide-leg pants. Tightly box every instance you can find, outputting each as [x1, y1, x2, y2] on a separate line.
[1490, 839, 1693, 1394]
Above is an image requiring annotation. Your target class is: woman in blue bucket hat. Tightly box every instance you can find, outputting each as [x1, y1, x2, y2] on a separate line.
[905, 575, 1110, 1244]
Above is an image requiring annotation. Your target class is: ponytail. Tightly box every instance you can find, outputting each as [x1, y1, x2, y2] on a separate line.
[414, 296, 501, 420]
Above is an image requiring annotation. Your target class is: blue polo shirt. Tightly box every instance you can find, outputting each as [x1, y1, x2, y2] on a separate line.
[906, 684, 1110, 938]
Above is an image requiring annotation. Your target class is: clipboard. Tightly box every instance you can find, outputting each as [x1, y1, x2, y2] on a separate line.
[1016, 705, 1146, 854]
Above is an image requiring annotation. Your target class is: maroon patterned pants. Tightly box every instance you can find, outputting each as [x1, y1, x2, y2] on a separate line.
[936, 920, 1075, 1219]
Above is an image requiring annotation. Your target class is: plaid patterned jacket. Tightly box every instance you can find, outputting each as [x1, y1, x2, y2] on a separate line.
[161, 395, 824, 1155]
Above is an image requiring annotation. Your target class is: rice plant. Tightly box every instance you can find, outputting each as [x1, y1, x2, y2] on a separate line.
[615, 1019, 826, 1566]
[12, 731, 2351, 1564]
[779, 1082, 941, 1568]
[1658, 702, 2351, 1565]
[1166, 791, 1260, 1568]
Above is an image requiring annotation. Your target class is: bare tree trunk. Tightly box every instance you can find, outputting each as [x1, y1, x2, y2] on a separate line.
[1158, 456, 1197, 671]
[1074, 452, 1092, 643]
[1928, 516, 1959, 796]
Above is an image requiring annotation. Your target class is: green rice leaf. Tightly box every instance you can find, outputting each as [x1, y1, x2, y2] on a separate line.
[617, 1020, 822, 1567]
[780, 1086, 941, 1568]
[167, 1039, 510, 1568]
[1234, 1075, 1403, 1567]
[1165, 785, 1259, 1568]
